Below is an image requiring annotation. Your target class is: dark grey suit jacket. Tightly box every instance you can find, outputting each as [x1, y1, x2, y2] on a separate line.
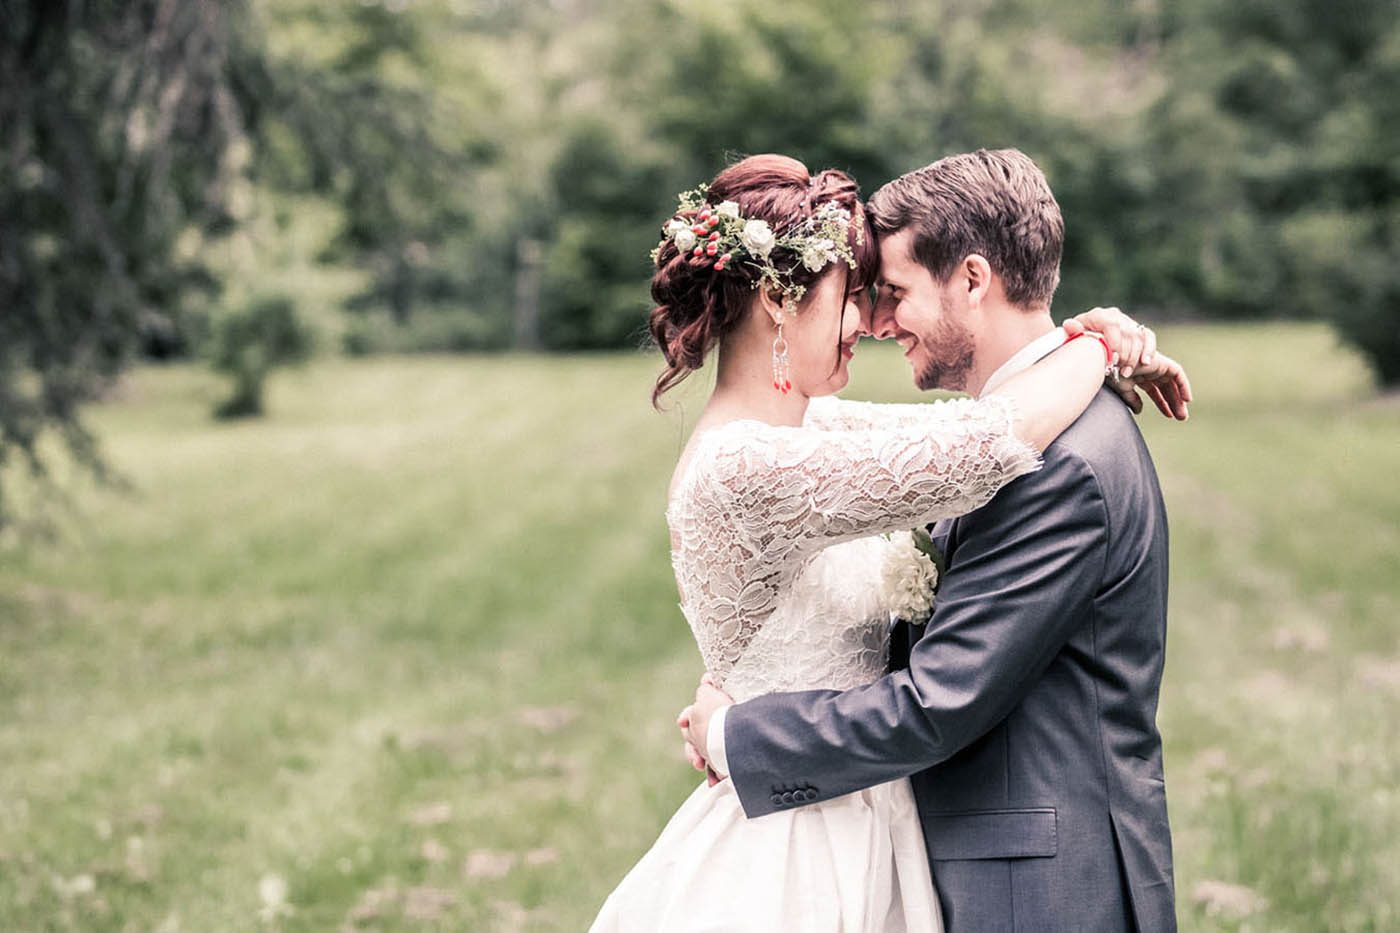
[724, 388, 1176, 932]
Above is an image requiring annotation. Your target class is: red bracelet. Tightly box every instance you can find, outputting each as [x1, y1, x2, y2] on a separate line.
[1062, 327, 1113, 367]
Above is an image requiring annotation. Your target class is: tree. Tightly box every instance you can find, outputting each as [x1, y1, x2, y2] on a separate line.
[0, 0, 252, 521]
[0, 0, 477, 523]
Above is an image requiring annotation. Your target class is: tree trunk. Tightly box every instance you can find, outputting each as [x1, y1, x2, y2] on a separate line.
[513, 237, 542, 351]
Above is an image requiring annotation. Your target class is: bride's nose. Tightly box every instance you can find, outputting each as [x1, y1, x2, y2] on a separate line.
[851, 297, 874, 338]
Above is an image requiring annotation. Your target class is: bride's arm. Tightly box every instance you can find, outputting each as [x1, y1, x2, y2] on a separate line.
[710, 336, 1110, 558]
[710, 400, 1038, 561]
[984, 332, 1110, 452]
[804, 334, 1109, 446]
[807, 317, 1190, 433]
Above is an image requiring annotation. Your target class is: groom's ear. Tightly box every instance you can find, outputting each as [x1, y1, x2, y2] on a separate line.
[962, 254, 994, 309]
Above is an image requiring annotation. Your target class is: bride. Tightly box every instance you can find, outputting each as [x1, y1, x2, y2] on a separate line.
[591, 154, 1187, 932]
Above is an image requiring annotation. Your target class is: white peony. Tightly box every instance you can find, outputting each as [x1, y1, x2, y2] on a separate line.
[739, 219, 776, 258]
[881, 531, 938, 622]
[673, 227, 697, 251]
[717, 200, 741, 219]
[665, 218, 688, 237]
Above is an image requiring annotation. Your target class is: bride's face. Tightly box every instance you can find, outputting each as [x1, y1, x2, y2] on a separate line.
[786, 269, 871, 397]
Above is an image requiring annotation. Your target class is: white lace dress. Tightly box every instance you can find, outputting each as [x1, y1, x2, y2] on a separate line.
[591, 395, 1041, 933]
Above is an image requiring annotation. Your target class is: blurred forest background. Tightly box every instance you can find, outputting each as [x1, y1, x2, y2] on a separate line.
[2, 0, 1399, 929]
[3, 0, 1399, 506]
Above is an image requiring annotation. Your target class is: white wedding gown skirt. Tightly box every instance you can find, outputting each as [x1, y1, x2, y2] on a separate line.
[591, 773, 943, 932]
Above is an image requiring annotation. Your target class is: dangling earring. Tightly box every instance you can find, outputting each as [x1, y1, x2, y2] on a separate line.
[771, 321, 791, 395]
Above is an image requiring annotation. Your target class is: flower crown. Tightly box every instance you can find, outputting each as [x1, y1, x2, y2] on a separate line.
[649, 183, 863, 305]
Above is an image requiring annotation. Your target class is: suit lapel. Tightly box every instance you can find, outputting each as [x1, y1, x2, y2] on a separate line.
[929, 517, 958, 564]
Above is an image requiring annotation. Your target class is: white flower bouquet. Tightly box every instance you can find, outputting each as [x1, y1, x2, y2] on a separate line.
[881, 529, 944, 625]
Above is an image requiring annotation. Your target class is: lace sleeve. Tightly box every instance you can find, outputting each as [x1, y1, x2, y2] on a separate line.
[712, 395, 1041, 563]
[802, 394, 964, 430]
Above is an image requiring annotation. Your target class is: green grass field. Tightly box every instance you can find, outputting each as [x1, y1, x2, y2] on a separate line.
[1, 323, 1397, 931]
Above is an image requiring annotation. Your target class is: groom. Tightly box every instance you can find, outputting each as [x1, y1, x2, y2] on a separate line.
[684, 149, 1176, 931]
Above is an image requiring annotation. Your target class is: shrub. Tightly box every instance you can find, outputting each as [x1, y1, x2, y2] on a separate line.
[210, 295, 313, 418]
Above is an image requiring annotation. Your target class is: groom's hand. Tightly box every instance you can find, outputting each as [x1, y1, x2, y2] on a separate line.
[679, 673, 734, 785]
[676, 705, 719, 784]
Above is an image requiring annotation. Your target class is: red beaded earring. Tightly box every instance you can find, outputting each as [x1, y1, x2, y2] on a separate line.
[772, 321, 791, 394]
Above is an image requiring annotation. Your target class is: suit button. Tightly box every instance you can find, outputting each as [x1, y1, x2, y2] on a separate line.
[770, 794, 783, 806]
[781, 792, 794, 804]
[801, 790, 815, 801]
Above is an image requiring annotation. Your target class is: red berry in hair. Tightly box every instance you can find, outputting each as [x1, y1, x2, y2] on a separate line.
[708, 231, 720, 241]
[692, 245, 703, 256]
[698, 209, 711, 221]
[691, 224, 706, 235]
[707, 216, 720, 228]
[706, 242, 719, 256]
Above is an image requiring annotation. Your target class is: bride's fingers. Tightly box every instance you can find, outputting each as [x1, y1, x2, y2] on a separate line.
[1174, 361, 1194, 404]
[1152, 355, 1192, 417]
[1119, 327, 1146, 379]
[1109, 376, 1143, 414]
[1099, 321, 1123, 367]
[1145, 382, 1173, 419]
[677, 706, 692, 729]
[1141, 327, 1157, 366]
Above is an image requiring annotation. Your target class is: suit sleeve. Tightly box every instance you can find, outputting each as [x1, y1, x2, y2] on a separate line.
[723, 445, 1110, 818]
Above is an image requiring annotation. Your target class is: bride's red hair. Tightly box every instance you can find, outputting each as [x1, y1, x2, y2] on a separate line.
[648, 154, 876, 407]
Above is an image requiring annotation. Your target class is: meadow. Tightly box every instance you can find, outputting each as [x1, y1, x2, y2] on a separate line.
[1, 323, 1397, 931]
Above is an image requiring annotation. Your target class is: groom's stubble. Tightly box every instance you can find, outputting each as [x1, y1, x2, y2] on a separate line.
[912, 296, 977, 393]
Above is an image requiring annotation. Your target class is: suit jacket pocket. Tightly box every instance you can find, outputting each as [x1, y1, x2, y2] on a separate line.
[925, 807, 1058, 860]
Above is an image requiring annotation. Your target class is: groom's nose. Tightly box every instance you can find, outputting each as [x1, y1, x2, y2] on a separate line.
[870, 301, 900, 341]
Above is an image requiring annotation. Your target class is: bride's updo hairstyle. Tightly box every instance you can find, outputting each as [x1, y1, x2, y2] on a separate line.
[648, 154, 877, 406]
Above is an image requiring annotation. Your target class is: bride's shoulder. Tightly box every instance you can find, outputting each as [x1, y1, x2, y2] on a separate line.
[668, 419, 820, 504]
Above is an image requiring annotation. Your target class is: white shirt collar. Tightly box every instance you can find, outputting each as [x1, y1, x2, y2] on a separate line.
[979, 327, 1068, 397]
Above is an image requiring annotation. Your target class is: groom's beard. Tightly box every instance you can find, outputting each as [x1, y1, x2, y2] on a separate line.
[914, 314, 976, 392]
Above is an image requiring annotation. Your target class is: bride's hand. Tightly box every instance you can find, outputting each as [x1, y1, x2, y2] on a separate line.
[1064, 306, 1156, 377]
[1121, 352, 1192, 421]
[1064, 308, 1191, 420]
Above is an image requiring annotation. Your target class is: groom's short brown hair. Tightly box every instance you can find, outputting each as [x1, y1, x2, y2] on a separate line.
[868, 148, 1064, 309]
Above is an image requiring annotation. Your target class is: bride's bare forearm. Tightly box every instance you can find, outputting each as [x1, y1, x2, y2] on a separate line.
[987, 336, 1106, 452]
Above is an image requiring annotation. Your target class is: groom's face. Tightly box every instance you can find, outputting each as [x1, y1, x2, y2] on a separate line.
[873, 229, 976, 392]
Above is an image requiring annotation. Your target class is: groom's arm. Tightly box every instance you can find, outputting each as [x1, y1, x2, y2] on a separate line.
[720, 445, 1109, 819]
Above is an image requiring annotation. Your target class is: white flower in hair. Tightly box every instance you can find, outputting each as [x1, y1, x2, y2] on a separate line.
[802, 237, 836, 272]
[740, 219, 776, 258]
[650, 182, 862, 298]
